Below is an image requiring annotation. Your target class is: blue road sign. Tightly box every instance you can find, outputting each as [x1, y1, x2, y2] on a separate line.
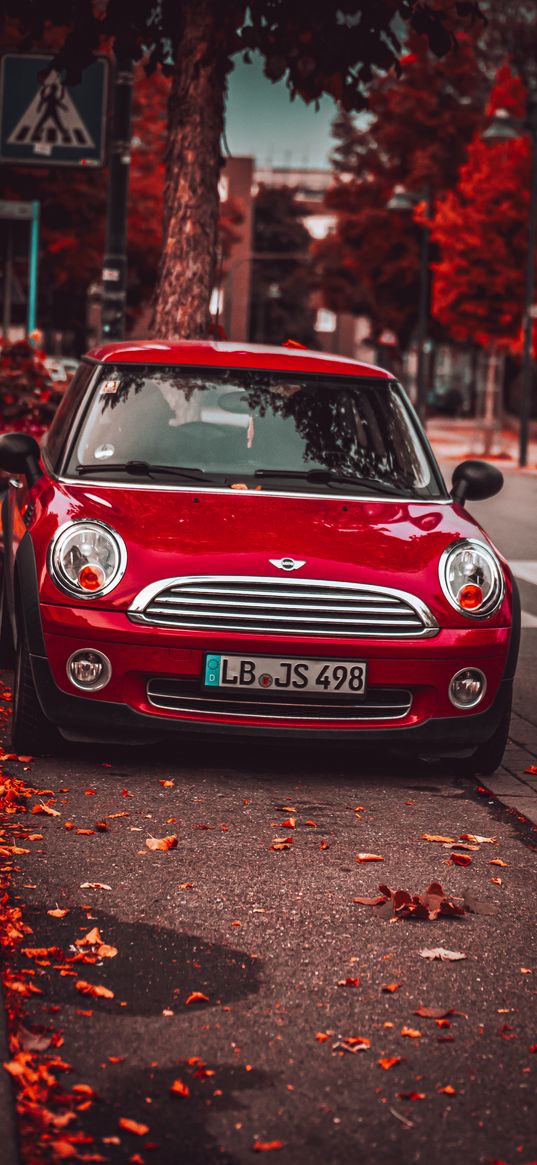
[0, 54, 109, 167]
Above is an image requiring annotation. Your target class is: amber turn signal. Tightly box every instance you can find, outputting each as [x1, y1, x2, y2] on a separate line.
[457, 583, 483, 610]
[78, 564, 106, 591]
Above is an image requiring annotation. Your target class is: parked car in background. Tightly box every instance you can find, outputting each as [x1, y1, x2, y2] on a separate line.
[44, 357, 80, 388]
[0, 340, 519, 773]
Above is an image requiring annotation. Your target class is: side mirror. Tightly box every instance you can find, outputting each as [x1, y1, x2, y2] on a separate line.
[451, 459, 503, 506]
[0, 432, 42, 486]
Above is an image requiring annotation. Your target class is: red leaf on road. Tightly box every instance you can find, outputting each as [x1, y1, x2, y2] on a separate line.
[118, 1118, 149, 1136]
[450, 853, 472, 867]
[252, 1142, 285, 1152]
[145, 835, 178, 851]
[170, 1079, 190, 1097]
[378, 1056, 401, 1070]
[355, 853, 384, 862]
[382, 983, 402, 993]
[185, 992, 209, 1005]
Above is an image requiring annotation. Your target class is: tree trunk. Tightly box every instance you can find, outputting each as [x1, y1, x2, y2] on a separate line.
[150, 1, 240, 339]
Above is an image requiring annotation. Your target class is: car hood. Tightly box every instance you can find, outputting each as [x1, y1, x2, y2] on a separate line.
[34, 482, 509, 624]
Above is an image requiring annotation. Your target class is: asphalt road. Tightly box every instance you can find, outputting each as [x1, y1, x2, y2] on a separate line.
[1, 466, 537, 1165]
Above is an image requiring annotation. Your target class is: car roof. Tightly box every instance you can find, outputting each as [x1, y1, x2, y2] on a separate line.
[85, 339, 392, 380]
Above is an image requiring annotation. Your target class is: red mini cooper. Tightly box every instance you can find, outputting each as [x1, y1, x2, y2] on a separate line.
[0, 341, 519, 773]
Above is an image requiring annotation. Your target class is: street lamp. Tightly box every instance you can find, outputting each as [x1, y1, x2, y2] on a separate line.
[482, 103, 537, 468]
[387, 185, 432, 424]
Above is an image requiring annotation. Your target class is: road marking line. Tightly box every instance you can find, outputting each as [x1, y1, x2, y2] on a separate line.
[510, 561, 537, 586]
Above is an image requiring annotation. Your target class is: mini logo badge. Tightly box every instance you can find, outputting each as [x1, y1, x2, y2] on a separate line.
[269, 557, 306, 572]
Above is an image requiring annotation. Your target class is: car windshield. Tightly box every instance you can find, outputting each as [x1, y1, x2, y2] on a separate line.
[66, 365, 444, 499]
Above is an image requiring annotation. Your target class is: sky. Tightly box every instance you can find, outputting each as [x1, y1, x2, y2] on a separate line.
[225, 53, 339, 170]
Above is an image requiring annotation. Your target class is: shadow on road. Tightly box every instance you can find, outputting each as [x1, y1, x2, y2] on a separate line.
[20, 906, 262, 1016]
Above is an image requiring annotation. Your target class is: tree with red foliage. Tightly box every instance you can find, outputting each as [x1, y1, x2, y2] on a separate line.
[3, 0, 483, 339]
[315, 31, 486, 348]
[430, 65, 533, 352]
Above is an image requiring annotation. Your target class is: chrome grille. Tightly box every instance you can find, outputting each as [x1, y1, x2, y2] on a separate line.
[129, 576, 438, 639]
[146, 679, 413, 722]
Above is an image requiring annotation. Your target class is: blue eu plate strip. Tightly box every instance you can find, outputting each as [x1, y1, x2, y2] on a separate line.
[204, 654, 222, 686]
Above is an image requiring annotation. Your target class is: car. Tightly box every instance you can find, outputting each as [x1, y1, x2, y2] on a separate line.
[0, 340, 520, 772]
[44, 356, 80, 386]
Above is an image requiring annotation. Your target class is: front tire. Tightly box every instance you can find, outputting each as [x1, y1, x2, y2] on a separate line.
[0, 565, 15, 669]
[11, 623, 61, 755]
[455, 691, 512, 778]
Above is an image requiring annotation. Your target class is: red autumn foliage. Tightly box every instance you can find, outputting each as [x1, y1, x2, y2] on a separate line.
[315, 31, 485, 347]
[431, 65, 535, 354]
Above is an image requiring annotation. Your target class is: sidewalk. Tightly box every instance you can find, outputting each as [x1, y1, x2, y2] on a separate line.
[427, 417, 537, 469]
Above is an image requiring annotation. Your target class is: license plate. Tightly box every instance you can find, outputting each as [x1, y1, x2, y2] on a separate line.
[203, 654, 367, 695]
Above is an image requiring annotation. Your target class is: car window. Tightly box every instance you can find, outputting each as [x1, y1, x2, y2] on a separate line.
[43, 361, 96, 472]
[65, 365, 445, 499]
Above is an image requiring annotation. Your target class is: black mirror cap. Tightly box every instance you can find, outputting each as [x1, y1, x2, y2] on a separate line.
[0, 432, 42, 486]
[451, 459, 504, 506]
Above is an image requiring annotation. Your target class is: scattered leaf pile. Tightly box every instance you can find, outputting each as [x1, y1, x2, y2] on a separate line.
[354, 879, 499, 922]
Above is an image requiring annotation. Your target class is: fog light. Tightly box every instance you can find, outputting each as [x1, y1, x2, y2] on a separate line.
[449, 667, 486, 709]
[67, 650, 111, 691]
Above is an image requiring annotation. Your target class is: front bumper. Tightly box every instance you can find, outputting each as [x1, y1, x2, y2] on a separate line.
[30, 602, 514, 749]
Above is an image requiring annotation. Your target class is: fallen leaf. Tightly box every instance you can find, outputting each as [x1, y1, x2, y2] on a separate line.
[76, 828, 96, 836]
[437, 1085, 457, 1095]
[489, 859, 508, 867]
[382, 983, 402, 993]
[118, 1118, 149, 1136]
[524, 765, 537, 775]
[106, 812, 129, 819]
[270, 837, 293, 851]
[459, 833, 496, 843]
[491, 877, 502, 885]
[179, 882, 193, 890]
[160, 780, 175, 788]
[450, 853, 472, 867]
[145, 835, 178, 851]
[420, 948, 467, 961]
[95, 821, 109, 832]
[170, 1079, 190, 1097]
[400, 1026, 422, 1039]
[356, 853, 384, 862]
[315, 1032, 329, 1042]
[396, 1091, 426, 1101]
[337, 977, 360, 988]
[339, 1036, 370, 1049]
[378, 1056, 401, 1070]
[304, 820, 317, 827]
[33, 802, 61, 816]
[185, 992, 209, 1005]
[84, 789, 97, 796]
[520, 967, 533, 974]
[319, 841, 330, 850]
[252, 1142, 285, 1153]
[80, 882, 111, 890]
[280, 818, 296, 829]
[422, 834, 456, 844]
[75, 980, 114, 999]
[17, 1024, 53, 1052]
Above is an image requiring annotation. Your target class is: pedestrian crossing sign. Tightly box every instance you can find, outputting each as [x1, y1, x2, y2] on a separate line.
[0, 54, 108, 166]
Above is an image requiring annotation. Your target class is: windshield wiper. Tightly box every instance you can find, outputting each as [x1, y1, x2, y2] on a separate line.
[253, 468, 410, 495]
[75, 461, 212, 482]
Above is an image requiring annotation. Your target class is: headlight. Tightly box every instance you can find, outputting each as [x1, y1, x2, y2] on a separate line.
[439, 538, 504, 618]
[49, 520, 127, 598]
